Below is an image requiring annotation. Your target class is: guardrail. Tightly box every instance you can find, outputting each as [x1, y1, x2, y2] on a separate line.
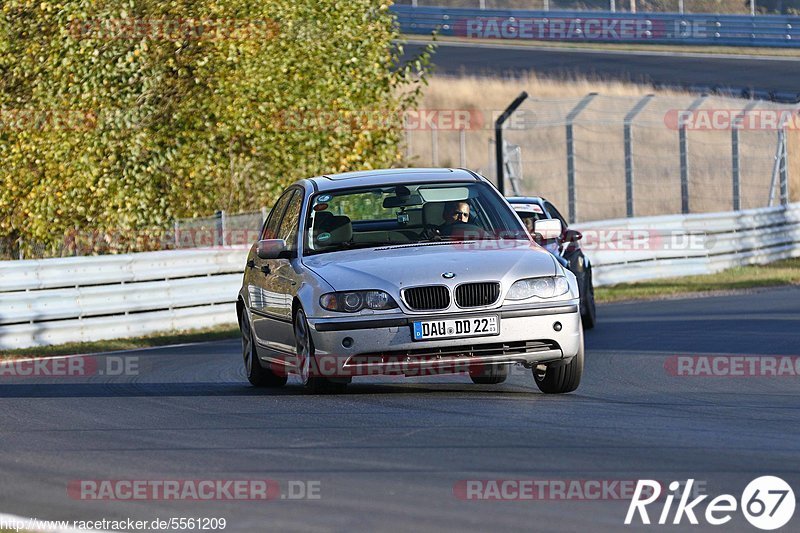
[393, 5, 800, 48]
[575, 203, 800, 286]
[0, 248, 249, 350]
[1, 203, 798, 349]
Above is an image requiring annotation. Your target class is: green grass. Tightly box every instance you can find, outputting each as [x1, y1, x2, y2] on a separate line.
[0, 323, 239, 359]
[412, 34, 800, 58]
[595, 257, 800, 303]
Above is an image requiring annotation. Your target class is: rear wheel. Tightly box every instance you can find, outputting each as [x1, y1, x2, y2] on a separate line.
[241, 311, 287, 388]
[294, 308, 348, 394]
[469, 364, 509, 385]
[532, 330, 583, 394]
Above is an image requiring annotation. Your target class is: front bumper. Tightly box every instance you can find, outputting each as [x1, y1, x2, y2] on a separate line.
[306, 301, 581, 376]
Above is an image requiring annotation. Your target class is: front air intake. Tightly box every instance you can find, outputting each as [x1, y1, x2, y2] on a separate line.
[403, 286, 450, 311]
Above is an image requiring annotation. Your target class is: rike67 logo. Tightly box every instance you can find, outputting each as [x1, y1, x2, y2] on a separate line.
[625, 477, 795, 530]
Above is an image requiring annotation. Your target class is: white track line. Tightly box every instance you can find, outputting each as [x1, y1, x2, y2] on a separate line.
[2, 337, 238, 363]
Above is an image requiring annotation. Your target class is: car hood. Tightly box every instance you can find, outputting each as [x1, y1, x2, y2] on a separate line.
[302, 240, 558, 293]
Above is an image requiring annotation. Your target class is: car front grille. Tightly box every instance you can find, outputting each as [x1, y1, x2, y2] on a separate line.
[346, 340, 560, 367]
[455, 282, 500, 308]
[403, 286, 450, 311]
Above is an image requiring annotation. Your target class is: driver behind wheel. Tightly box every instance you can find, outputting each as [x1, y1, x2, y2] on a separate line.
[439, 200, 483, 239]
[442, 201, 470, 227]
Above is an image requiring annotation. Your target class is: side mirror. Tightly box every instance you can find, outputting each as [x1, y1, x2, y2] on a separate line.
[256, 239, 287, 260]
[533, 219, 562, 241]
[564, 229, 582, 242]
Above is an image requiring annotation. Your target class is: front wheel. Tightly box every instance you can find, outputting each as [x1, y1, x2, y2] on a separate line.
[580, 267, 596, 330]
[241, 311, 287, 388]
[532, 330, 583, 394]
[294, 308, 348, 394]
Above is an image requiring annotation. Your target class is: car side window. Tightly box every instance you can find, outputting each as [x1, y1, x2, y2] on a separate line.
[276, 190, 303, 252]
[261, 190, 293, 240]
[544, 201, 568, 228]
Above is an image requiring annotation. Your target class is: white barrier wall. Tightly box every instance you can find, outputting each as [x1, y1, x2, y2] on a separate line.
[1, 203, 798, 350]
[0, 248, 249, 350]
[575, 203, 800, 286]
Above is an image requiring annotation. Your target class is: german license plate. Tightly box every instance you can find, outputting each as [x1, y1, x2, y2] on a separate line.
[412, 315, 499, 341]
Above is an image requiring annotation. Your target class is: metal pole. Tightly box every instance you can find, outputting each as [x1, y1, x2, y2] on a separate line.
[623, 94, 654, 218]
[779, 128, 789, 205]
[459, 127, 466, 168]
[630, 0, 636, 13]
[565, 93, 598, 224]
[544, 0, 550, 11]
[215, 210, 223, 247]
[751, 0, 756, 16]
[479, 0, 486, 9]
[679, 95, 709, 215]
[431, 126, 439, 167]
[610, 0, 616, 12]
[731, 101, 758, 211]
[678, 0, 685, 13]
[768, 133, 782, 207]
[488, 138, 494, 181]
[495, 91, 529, 196]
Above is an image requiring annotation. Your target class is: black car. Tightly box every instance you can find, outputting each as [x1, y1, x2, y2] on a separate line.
[506, 197, 596, 329]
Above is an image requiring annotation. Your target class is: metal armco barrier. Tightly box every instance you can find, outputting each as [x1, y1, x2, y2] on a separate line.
[0, 247, 250, 349]
[392, 5, 800, 48]
[575, 203, 800, 286]
[1, 203, 798, 349]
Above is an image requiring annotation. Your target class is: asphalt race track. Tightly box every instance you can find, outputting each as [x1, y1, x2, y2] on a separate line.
[1, 287, 799, 532]
[404, 41, 800, 96]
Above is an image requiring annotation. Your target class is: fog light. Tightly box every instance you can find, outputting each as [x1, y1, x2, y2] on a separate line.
[553, 322, 562, 332]
[342, 337, 353, 348]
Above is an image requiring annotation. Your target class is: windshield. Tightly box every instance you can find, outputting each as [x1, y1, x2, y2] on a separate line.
[304, 181, 529, 255]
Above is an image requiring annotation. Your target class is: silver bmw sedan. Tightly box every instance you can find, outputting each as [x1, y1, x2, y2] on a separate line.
[237, 168, 584, 393]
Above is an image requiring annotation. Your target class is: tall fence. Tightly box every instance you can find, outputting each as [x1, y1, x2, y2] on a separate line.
[405, 93, 798, 222]
[392, 5, 800, 47]
[1, 203, 798, 350]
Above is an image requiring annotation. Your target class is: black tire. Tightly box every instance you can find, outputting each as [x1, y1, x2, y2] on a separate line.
[469, 364, 509, 385]
[580, 267, 597, 330]
[294, 308, 348, 394]
[240, 311, 287, 388]
[532, 330, 583, 394]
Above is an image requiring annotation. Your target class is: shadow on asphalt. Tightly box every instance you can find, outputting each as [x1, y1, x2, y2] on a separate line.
[0, 381, 552, 398]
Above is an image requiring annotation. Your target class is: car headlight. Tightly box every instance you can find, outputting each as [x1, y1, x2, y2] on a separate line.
[319, 290, 398, 313]
[505, 276, 569, 300]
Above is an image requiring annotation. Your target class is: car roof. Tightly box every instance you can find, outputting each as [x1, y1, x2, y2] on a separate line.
[305, 168, 482, 192]
[506, 196, 545, 204]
